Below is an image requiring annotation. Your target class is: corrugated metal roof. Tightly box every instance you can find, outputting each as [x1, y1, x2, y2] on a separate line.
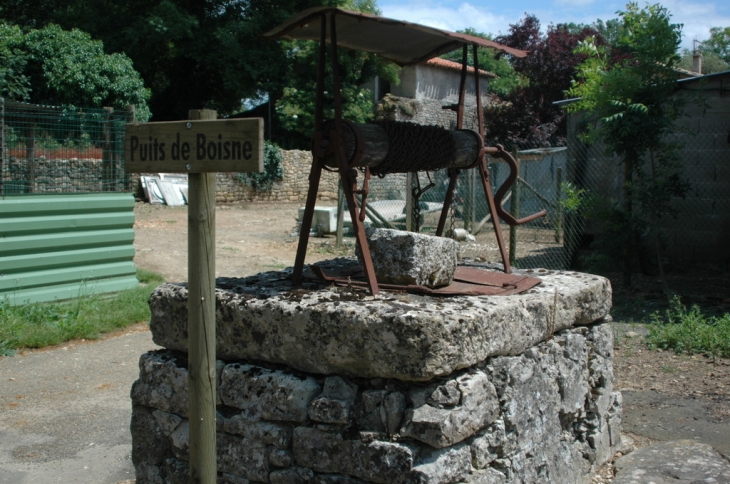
[262, 7, 528, 66]
[0, 193, 138, 305]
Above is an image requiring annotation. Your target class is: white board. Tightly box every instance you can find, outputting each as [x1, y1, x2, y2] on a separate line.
[157, 179, 185, 206]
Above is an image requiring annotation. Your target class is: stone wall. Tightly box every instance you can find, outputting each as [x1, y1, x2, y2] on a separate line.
[214, 150, 340, 204]
[1, 157, 125, 193]
[1, 150, 341, 203]
[565, 73, 730, 264]
[132, 264, 621, 483]
[377, 94, 481, 132]
[131, 322, 621, 484]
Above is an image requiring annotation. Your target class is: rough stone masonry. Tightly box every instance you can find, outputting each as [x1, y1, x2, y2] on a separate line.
[132, 260, 622, 483]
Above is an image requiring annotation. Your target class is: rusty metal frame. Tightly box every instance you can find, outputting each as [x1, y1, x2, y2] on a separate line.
[292, 12, 379, 294]
[289, 9, 546, 294]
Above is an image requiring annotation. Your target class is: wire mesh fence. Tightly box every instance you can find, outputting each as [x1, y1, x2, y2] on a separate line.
[337, 141, 572, 270]
[0, 99, 133, 194]
[563, 106, 730, 269]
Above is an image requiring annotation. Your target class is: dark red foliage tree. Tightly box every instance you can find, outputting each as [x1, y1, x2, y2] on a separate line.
[487, 15, 604, 147]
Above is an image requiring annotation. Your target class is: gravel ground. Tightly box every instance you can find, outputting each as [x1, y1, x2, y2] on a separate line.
[0, 325, 159, 483]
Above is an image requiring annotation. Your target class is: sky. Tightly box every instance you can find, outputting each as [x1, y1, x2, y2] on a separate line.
[379, 0, 730, 51]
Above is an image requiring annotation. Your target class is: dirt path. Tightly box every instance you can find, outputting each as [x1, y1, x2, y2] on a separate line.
[0, 325, 159, 484]
[133, 201, 351, 282]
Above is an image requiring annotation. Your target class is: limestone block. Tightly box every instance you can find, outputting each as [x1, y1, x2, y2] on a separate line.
[222, 414, 293, 449]
[411, 444, 471, 484]
[358, 390, 388, 432]
[220, 472, 251, 484]
[134, 461, 163, 484]
[131, 351, 189, 417]
[164, 458, 189, 484]
[169, 419, 189, 461]
[131, 323, 620, 484]
[613, 440, 730, 483]
[459, 468, 507, 484]
[270, 468, 304, 484]
[220, 363, 322, 422]
[312, 475, 367, 484]
[130, 405, 170, 468]
[309, 376, 358, 424]
[218, 432, 269, 482]
[152, 409, 183, 436]
[292, 427, 414, 483]
[401, 371, 499, 448]
[149, 261, 611, 381]
[358, 228, 459, 287]
[470, 420, 506, 469]
[269, 448, 294, 468]
[383, 391, 407, 435]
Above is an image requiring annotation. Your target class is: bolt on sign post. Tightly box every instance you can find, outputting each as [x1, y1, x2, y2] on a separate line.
[126, 110, 263, 483]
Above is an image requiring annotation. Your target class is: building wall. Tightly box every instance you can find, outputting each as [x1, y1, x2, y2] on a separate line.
[565, 73, 730, 264]
[390, 64, 489, 103]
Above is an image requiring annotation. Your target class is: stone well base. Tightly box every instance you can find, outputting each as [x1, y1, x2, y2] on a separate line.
[131, 322, 621, 484]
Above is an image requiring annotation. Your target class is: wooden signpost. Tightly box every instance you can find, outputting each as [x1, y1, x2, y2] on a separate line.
[126, 110, 263, 483]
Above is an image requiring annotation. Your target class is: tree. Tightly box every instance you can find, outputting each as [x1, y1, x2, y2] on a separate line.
[440, 28, 524, 96]
[274, 0, 400, 145]
[0, 22, 151, 119]
[0, 23, 30, 101]
[701, 26, 730, 64]
[0, 0, 320, 120]
[568, 2, 689, 289]
[485, 15, 604, 147]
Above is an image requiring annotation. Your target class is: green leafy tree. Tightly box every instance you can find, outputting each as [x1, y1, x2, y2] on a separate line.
[0, 22, 151, 119]
[701, 26, 730, 64]
[440, 28, 524, 96]
[568, 2, 689, 289]
[0, 0, 320, 120]
[275, 0, 400, 143]
[0, 23, 29, 101]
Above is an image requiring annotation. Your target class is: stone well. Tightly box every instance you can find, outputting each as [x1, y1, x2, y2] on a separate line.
[132, 259, 622, 484]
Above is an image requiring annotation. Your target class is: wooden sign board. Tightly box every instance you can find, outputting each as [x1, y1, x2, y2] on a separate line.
[125, 118, 263, 173]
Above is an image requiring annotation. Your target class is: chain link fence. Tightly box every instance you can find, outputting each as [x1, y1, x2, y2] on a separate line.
[0, 99, 133, 194]
[338, 141, 571, 270]
[563, 104, 730, 269]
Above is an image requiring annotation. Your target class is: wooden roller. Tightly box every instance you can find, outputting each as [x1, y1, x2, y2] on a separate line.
[319, 121, 483, 171]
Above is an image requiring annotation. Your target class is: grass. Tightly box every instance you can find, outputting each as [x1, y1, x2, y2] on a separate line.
[646, 296, 730, 359]
[0, 269, 164, 356]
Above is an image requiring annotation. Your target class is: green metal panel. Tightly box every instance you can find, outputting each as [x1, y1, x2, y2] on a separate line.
[0, 193, 138, 305]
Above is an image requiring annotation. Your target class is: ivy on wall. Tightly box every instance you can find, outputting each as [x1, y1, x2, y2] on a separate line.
[236, 141, 283, 192]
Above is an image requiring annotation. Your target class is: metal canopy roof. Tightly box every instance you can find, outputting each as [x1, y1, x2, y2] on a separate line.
[262, 7, 528, 66]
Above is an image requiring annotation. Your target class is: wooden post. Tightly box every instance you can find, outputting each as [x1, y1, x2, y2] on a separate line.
[187, 108, 218, 484]
[336, 180, 344, 246]
[405, 172, 415, 232]
[465, 169, 475, 232]
[509, 149, 520, 267]
[124, 105, 135, 192]
[0, 98, 4, 195]
[102, 107, 114, 191]
[26, 122, 36, 193]
[555, 167, 563, 244]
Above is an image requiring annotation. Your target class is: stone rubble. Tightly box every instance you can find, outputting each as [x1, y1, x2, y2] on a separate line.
[131, 322, 622, 484]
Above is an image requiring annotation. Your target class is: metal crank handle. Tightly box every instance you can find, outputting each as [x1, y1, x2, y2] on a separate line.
[488, 145, 548, 227]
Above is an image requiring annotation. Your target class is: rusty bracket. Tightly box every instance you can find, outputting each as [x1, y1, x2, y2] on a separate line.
[490, 145, 547, 226]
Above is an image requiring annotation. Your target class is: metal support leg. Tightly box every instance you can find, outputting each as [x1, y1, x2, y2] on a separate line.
[292, 159, 324, 285]
[477, 159, 511, 273]
[436, 169, 459, 236]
